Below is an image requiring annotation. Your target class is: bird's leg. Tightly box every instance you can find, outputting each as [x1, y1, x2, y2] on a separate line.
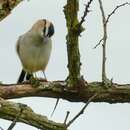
[42, 71, 47, 81]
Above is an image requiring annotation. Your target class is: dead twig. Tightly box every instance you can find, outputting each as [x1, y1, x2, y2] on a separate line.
[66, 93, 98, 128]
[94, 1, 130, 49]
[79, 0, 93, 27]
[95, 0, 130, 85]
[64, 111, 70, 125]
[106, 2, 130, 24]
[98, 0, 108, 84]
[77, 0, 93, 35]
[93, 37, 104, 49]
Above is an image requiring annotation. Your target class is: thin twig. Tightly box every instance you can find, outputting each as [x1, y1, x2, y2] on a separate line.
[77, 0, 93, 35]
[93, 37, 104, 49]
[66, 93, 98, 128]
[50, 98, 59, 117]
[64, 111, 70, 124]
[7, 105, 24, 130]
[98, 0, 107, 84]
[106, 2, 130, 24]
[98, 0, 106, 24]
[96, 0, 130, 84]
[79, 0, 94, 27]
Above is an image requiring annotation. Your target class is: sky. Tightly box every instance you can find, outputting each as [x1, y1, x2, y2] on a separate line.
[0, 0, 130, 130]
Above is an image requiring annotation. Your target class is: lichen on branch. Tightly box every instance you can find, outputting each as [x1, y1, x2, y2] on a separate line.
[0, 97, 67, 130]
[0, 0, 23, 21]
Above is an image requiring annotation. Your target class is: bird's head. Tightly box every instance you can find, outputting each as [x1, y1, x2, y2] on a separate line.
[31, 19, 54, 42]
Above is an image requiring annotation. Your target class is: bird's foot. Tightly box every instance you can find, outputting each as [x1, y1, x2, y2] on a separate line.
[103, 77, 113, 88]
[29, 76, 41, 87]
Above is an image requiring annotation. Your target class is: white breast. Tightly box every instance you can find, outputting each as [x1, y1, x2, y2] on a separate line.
[17, 34, 52, 73]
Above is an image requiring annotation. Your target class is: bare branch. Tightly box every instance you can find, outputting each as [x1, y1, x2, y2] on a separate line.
[98, 0, 108, 84]
[64, 111, 70, 125]
[50, 98, 60, 117]
[66, 93, 98, 127]
[98, 0, 106, 24]
[79, 0, 94, 27]
[106, 2, 130, 24]
[97, 1, 130, 85]
[93, 37, 104, 49]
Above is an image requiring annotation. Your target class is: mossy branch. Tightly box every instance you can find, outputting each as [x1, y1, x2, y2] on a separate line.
[1, 81, 130, 103]
[63, 0, 81, 87]
[0, 81, 130, 129]
[0, 97, 67, 130]
[63, 0, 93, 88]
[0, 0, 23, 21]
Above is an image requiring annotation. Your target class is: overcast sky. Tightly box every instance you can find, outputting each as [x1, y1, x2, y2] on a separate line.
[0, 0, 130, 130]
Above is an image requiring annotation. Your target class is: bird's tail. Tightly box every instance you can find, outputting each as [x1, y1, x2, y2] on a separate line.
[17, 69, 26, 83]
[17, 69, 33, 83]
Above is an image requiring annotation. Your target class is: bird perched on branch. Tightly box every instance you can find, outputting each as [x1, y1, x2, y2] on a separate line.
[16, 19, 54, 83]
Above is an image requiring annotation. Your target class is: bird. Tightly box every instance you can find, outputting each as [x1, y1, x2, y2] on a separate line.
[16, 19, 54, 83]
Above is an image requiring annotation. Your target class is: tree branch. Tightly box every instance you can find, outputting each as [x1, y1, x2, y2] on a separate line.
[106, 2, 130, 24]
[64, 111, 70, 125]
[79, 0, 93, 26]
[97, 0, 130, 86]
[78, 0, 93, 34]
[0, 0, 23, 21]
[94, 2, 130, 49]
[0, 98, 67, 130]
[63, 0, 82, 87]
[98, 0, 108, 85]
[66, 93, 97, 127]
[0, 81, 130, 103]
[0, 81, 130, 129]
[7, 105, 23, 130]
[93, 38, 103, 49]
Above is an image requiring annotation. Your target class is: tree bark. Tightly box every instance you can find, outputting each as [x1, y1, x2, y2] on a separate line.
[0, 82, 130, 103]
[64, 0, 82, 87]
[0, 97, 67, 130]
[0, 0, 23, 21]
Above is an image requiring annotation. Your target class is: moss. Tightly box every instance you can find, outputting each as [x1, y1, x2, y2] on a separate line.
[64, 0, 83, 87]
[0, 0, 23, 21]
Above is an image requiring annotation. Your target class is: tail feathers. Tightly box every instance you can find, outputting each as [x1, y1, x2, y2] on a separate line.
[17, 69, 26, 83]
[17, 69, 33, 83]
[50, 98, 59, 117]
